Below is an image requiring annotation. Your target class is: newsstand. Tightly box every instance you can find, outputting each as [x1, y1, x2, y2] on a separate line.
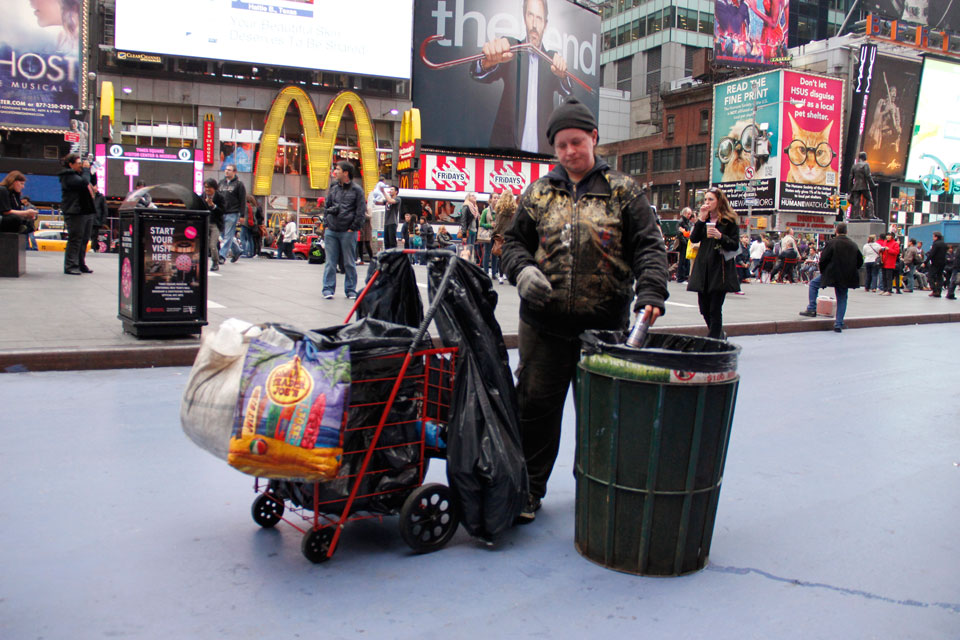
[117, 184, 209, 338]
[574, 331, 741, 576]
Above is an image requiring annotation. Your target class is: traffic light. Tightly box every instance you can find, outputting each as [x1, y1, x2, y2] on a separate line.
[944, 177, 951, 194]
[828, 194, 839, 209]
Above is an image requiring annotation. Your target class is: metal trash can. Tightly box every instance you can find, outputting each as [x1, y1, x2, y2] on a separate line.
[117, 184, 209, 338]
[575, 331, 740, 576]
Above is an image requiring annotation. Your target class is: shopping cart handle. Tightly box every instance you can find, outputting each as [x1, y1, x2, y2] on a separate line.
[408, 254, 460, 355]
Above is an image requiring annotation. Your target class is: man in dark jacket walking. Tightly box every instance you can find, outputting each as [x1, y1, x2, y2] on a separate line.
[501, 97, 669, 522]
[322, 161, 366, 299]
[925, 231, 947, 297]
[849, 152, 876, 220]
[798, 222, 863, 332]
[217, 164, 246, 264]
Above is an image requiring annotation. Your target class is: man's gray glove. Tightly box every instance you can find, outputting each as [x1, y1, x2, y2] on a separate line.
[516, 265, 552, 307]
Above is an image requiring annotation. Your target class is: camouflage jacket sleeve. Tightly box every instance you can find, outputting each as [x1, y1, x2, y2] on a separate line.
[499, 189, 539, 284]
[621, 190, 669, 314]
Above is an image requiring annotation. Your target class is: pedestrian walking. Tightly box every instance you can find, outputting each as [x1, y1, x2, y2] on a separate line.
[687, 186, 740, 339]
[798, 223, 863, 332]
[322, 161, 365, 300]
[218, 164, 246, 264]
[676, 207, 695, 283]
[200, 179, 225, 271]
[459, 193, 480, 262]
[58, 153, 96, 275]
[501, 97, 668, 523]
[878, 232, 899, 295]
[902, 237, 920, 292]
[491, 190, 517, 284]
[944, 245, 958, 300]
[479, 193, 499, 279]
[280, 213, 297, 260]
[862, 234, 883, 292]
[925, 231, 947, 297]
[382, 186, 401, 250]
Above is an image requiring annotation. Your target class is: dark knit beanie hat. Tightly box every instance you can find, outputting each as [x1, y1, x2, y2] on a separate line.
[546, 97, 598, 145]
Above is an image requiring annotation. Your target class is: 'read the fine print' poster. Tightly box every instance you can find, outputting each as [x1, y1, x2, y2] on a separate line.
[711, 69, 844, 214]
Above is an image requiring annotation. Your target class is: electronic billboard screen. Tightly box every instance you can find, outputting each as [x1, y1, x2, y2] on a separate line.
[411, 0, 601, 155]
[860, 0, 958, 32]
[114, 0, 414, 79]
[861, 55, 920, 180]
[714, 0, 789, 68]
[904, 58, 960, 186]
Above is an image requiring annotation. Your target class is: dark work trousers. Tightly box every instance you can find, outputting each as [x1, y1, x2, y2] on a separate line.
[64, 213, 93, 272]
[676, 240, 690, 282]
[697, 290, 727, 339]
[516, 319, 582, 500]
[383, 224, 397, 250]
[929, 265, 945, 296]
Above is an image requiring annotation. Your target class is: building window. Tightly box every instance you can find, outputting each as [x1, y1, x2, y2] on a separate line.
[633, 17, 646, 40]
[622, 151, 647, 176]
[698, 11, 714, 34]
[699, 109, 710, 135]
[648, 10, 663, 33]
[678, 8, 698, 32]
[603, 30, 616, 51]
[651, 184, 680, 211]
[617, 56, 632, 94]
[646, 46, 661, 96]
[666, 115, 675, 138]
[685, 182, 709, 208]
[662, 7, 676, 31]
[686, 144, 707, 169]
[652, 147, 682, 172]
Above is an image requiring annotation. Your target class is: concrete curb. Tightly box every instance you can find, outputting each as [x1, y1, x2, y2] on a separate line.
[3, 313, 958, 373]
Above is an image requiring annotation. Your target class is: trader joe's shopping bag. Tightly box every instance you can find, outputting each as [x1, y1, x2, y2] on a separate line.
[227, 335, 351, 481]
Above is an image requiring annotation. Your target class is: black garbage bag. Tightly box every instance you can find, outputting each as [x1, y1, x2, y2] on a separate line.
[268, 318, 430, 515]
[356, 248, 423, 328]
[425, 253, 527, 539]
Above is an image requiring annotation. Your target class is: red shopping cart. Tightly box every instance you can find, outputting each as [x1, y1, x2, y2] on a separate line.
[249, 250, 462, 563]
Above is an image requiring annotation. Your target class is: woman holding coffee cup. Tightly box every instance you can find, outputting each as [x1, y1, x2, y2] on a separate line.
[686, 187, 740, 339]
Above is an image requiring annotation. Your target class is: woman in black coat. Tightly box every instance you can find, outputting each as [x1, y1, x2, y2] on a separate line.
[58, 153, 96, 275]
[687, 186, 740, 339]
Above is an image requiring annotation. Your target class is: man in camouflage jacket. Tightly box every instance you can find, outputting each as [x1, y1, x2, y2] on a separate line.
[500, 97, 669, 523]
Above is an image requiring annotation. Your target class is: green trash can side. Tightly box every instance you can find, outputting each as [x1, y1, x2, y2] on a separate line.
[574, 357, 739, 576]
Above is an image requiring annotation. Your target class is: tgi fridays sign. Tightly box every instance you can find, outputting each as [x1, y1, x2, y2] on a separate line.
[418, 153, 554, 195]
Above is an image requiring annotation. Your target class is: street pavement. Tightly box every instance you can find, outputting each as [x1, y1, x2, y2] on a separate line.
[1, 250, 958, 371]
[1, 325, 958, 638]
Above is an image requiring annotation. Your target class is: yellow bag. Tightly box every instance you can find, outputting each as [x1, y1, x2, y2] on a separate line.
[685, 241, 700, 260]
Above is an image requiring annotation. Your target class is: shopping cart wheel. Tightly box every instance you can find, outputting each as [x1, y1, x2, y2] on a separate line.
[399, 483, 459, 553]
[251, 493, 284, 528]
[301, 527, 335, 563]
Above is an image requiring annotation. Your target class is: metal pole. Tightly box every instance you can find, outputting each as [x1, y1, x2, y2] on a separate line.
[837, 0, 862, 37]
[749, 79, 757, 221]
